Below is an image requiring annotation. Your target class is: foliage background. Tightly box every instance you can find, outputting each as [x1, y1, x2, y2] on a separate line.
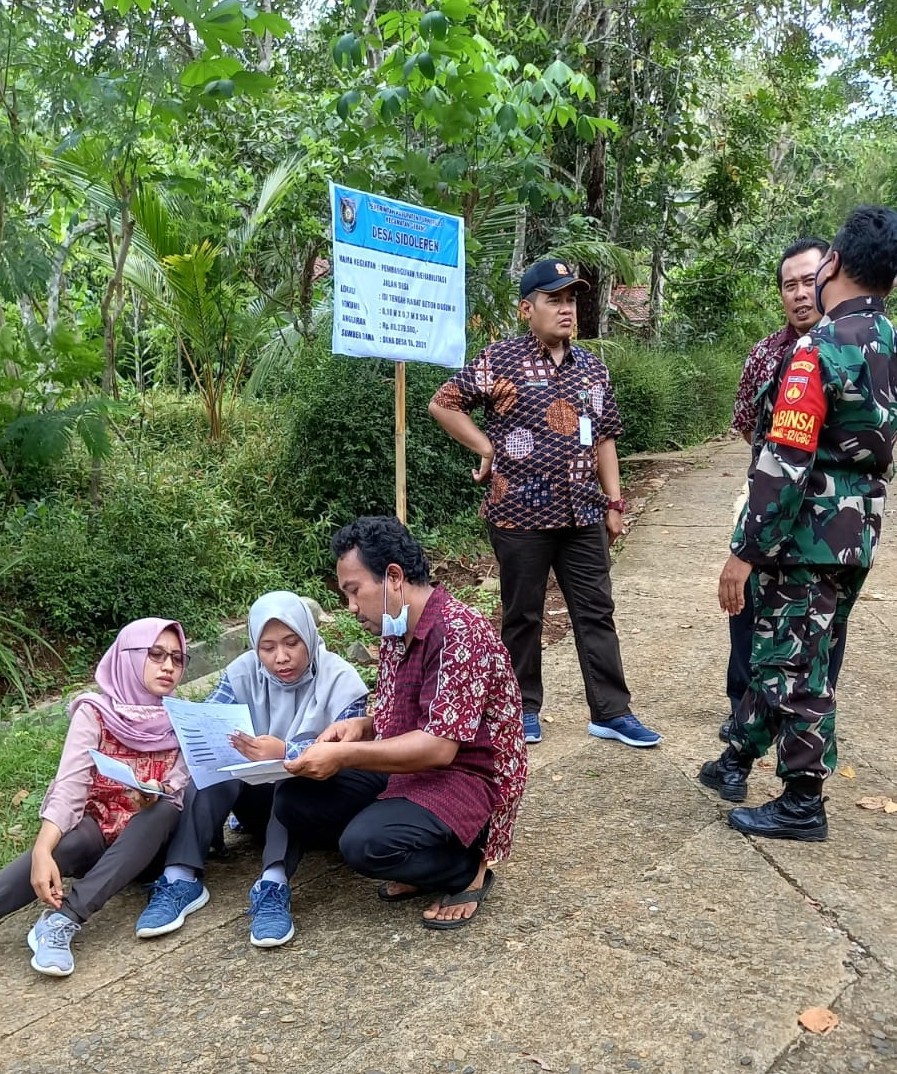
[1, 0, 895, 708]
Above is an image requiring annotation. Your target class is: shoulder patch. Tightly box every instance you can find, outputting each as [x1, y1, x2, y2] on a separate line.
[767, 345, 827, 452]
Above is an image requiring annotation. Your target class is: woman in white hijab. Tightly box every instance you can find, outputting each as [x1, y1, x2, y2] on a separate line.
[135, 592, 367, 948]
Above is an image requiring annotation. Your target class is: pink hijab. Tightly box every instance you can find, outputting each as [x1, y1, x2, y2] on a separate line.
[69, 618, 185, 752]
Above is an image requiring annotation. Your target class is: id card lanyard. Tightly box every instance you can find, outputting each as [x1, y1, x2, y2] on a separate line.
[578, 388, 592, 446]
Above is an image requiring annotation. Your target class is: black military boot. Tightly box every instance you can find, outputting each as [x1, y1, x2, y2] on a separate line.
[728, 779, 828, 842]
[718, 717, 733, 742]
[698, 748, 753, 802]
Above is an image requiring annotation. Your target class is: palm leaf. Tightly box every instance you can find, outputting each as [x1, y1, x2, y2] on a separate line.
[547, 238, 636, 285]
[236, 153, 307, 252]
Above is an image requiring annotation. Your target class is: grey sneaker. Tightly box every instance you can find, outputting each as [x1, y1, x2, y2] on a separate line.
[27, 911, 80, 977]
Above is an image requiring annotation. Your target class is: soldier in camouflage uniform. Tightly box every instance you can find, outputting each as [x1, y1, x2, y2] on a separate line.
[699, 204, 897, 841]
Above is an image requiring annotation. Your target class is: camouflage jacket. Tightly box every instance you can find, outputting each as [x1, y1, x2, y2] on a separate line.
[732, 296, 897, 567]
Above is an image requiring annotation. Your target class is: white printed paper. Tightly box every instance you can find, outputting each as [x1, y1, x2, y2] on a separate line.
[330, 182, 466, 369]
[162, 697, 255, 790]
[217, 759, 293, 786]
[88, 749, 174, 798]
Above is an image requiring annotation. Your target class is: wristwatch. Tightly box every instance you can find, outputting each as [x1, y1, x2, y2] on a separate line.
[606, 498, 626, 513]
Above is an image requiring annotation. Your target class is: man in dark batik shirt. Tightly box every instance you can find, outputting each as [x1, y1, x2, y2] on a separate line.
[274, 517, 527, 931]
[429, 259, 661, 750]
[700, 205, 897, 841]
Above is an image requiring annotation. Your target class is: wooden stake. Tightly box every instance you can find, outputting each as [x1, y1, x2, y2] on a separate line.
[395, 361, 407, 523]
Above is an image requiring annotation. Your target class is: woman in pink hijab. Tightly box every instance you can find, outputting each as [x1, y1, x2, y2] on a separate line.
[0, 618, 190, 978]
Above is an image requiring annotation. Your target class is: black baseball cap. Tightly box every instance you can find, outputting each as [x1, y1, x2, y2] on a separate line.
[519, 259, 590, 299]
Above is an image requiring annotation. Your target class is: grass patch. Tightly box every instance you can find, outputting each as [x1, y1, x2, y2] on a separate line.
[0, 707, 68, 867]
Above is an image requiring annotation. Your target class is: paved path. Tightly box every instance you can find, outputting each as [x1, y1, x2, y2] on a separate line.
[2, 438, 896, 1074]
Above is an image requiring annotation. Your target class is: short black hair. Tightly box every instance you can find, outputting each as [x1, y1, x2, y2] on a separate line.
[331, 516, 431, 584]
[776, 237, 829, 290]
[830, 205, 897, 293]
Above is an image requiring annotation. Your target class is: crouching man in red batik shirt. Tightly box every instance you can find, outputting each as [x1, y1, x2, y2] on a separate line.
[273, 516, 528, 930]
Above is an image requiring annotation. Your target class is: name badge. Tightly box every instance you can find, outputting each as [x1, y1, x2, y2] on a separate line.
[579, 414, 593, 446]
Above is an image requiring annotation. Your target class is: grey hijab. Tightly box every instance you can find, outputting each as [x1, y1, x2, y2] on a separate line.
[225, 592, 367, 740]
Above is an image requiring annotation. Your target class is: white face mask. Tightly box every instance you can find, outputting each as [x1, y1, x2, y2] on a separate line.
[381, 576, 409, 637]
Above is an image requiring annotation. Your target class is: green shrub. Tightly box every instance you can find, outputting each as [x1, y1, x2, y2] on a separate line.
[3, 468, 285, 648]
[280, 352, 480, 526]
[606, 337, 742, 455]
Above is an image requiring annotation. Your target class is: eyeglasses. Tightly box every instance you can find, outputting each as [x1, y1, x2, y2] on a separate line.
[125, 646, 191, 669]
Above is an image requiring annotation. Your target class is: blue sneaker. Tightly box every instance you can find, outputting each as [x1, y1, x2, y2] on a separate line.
[522, 712, 543, 744]
[248, 881, 294, 948]
[588, 713, 662, 748]
[135, 877, 210, 938]
[27, 911, 80, 977]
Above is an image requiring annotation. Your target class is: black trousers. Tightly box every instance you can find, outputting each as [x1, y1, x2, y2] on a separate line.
[273, 771, 482, 894]
[165, 779, 301, 878]
[726, 578, 848, 716]
[488, 522, 632, 721]
[0, 804, 180, 923]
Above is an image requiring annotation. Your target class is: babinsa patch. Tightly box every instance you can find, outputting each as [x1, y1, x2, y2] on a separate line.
[767, 345, 827, 452]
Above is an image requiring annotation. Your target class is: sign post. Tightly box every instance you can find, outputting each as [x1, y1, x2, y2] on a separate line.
[395, 362, 407, 523]
[329, 183, 466, 521]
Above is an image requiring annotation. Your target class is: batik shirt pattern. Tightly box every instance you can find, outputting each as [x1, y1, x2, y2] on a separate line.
[373, 586, 527, 862]
[732, 325, 799, 435]
[432, 332, 624, 529]
[732, 297, 897, 567]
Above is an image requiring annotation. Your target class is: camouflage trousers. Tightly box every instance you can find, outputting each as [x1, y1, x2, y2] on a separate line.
[729, 564, 868, 781]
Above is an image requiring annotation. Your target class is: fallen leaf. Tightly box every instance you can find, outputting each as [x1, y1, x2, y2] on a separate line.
[10, 789, 29, 808]
[798, 1007, 839, 1035]
[630, 628, 642, 634]
[542, 714, 555, 724]
[678, 623, 693, 630]
[757, 759, 774, 769]
[519, 1055, 553, 1071]
[551, 773, 563, 782]
[856, 796, 897, 812]
[839, 765, 856, 779]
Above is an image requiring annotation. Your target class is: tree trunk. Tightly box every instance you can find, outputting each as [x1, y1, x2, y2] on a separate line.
[47, 220, 102, 336]
[100, 189, 135, 398]
[649, 198, 669, 341]
[510, 205, 527, 277]
[256, 0, 274, 72]
[598, 151, 627, 337]
[578, 0, 615, 340]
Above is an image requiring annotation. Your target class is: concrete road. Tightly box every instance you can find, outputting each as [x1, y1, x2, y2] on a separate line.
[1, 438, 895, 1074]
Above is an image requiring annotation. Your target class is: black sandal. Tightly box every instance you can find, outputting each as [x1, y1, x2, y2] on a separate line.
[421, 869, 495, 930]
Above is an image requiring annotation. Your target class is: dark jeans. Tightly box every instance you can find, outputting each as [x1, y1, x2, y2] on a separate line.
[274, 771, 482, 895]
[727, 578, 847, 716]
[0, 804, 180, 923]
[165, 779, 301, 878]
[488, 522, 631, 721]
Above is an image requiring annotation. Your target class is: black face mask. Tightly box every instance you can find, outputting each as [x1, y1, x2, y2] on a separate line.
[814, 255, 835, 315]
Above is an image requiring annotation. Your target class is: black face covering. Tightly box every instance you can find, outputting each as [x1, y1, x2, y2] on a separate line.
[814, 254, 835, 315]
